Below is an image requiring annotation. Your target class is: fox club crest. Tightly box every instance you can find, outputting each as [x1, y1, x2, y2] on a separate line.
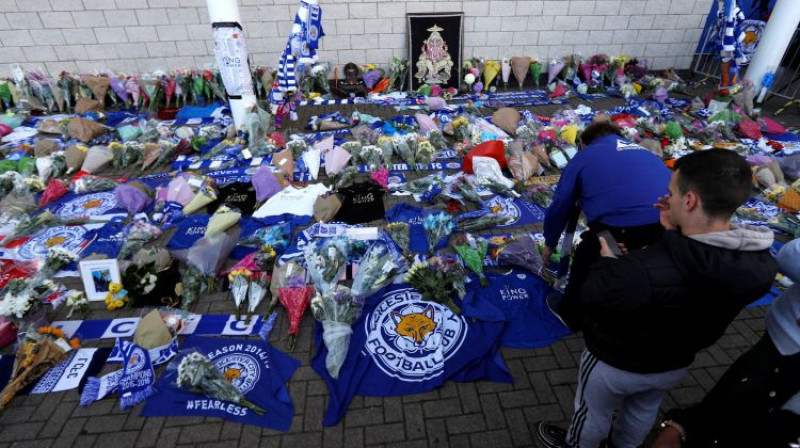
[364, 288, 468, 382]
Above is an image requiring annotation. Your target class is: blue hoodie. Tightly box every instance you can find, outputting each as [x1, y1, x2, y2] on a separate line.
[543, 134, 671, 248]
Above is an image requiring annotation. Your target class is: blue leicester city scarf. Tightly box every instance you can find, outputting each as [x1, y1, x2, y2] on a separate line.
[314, 284, 511, 426]
[463, 270, 571, 349]
[141, 336, 300, 431]
[118, 341, 156, 410]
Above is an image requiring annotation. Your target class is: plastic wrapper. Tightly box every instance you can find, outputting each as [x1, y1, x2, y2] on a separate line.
[351, 239, 404, 300]
[415, 114, 437, 135]
[270, 260, 305, 304]
[239, 222, 293, 252]
[252, 164, 282, 202]
[164, 176, 196, 206]
[310, 286, 360, 379]
[188, 228, 239, 276]
[80, 145, 113, 174]
[494, 234, 544, 275]
[38, 179, 69, 208]
[67, 117, 105, 143]
[115, 182, 153, 215]
[65, 145, 87, 173]
[303, 146, 321, 181]
[325, 145, 352, 176]
[452, 233, 489, 286]
[508, 144, 539, 182]
[473, 156, 515, 190]
[304, 237, 348, 294]
[278, 285, 315, 351]
[174, 351, 264, 415]
[182, 184, 216, 215]
[272, 150, 294, 182]
[205, 206, 241, 237]
[548, 60, 566, 84]
[71, 174, 119, 194]
[511, 57, 531, 87]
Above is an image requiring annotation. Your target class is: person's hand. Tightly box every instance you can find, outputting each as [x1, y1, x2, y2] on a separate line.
[655, 194, 676, 231]
[652, 426, 683, 448]
[541, 245, 554, 264]
[598, 236, 617, 258]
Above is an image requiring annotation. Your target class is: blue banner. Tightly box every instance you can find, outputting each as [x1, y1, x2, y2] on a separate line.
[141, 336, 299, 431]
[314, 284, 511, 426]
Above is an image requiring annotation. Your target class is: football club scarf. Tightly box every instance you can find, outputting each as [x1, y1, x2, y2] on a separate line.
[315, 284, 512, 426]
[140, 336, 300, 431]
[81, 339, 157, 410]
[54, 314, 267, 341]
[0, 348, 109, 396]
[462, 270, 571, 349]
[106, 337, 179, 366]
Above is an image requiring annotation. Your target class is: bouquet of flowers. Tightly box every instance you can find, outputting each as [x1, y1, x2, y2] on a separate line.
[180, 230, 238, 309]
[304, 237, 348, 294]
[340, 141, 362, 162]
[526, 183, 555, 208]
[287, 139, 308, 160]
[119, 220, 163, 260]
[311, 286, 360, 379]
[71, 175, 119, 194]
[394, 139, 415, 169]
[3, 210, 60, 243]
[452, 233, 489, 286]
[0, 286, 40, 321]
[228, 269, 251, 319]
[239, 222, 292, 253]
[278, 285, 315, 351]
[0, 328, 72, 411]
[248, 271, 270, 314]
[253, 245, 278, 272]
[384, 222, 411, 258]
[39, 247, 78, 278]
[389, 57, 409, 91]
[457, 212, 511, 232]
[452, 176, 483, 205]
[370, 167, 389, 189]
[351, 239, 404, 300]
[65, 290, 89, 318]
[176, 351, 265, 416]
[359, 145, 383, 171]
[378, 138, 395, 167]
[423, 211, 455, 255]
[335, 166, 359, 189]
[416, 141, 436, 168]
[404, 256, 466, 314]
[427, 129, 447, 150]
[493, 234, 544, 274]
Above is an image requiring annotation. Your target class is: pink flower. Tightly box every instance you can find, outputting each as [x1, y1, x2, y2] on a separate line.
[370, 167, 389, 188]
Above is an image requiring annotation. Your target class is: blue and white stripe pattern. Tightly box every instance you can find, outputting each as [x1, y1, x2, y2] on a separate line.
[277, 43, 298, 93]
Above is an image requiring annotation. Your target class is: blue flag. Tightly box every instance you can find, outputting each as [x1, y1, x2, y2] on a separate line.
[46, 191, 128, 221]
[463, 270, 571, 349]
[141, 336, 300, 431]
[314, 284, 511, 426]
[482, 196, 546, 228]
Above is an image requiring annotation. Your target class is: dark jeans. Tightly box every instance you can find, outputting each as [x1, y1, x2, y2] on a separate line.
[557, 222, 663, 331]
[668, 335, 800, 447]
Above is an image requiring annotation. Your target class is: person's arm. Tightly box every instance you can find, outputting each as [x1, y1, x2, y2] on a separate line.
[542, 160, 581, 250]
[578, 254, 652, 312]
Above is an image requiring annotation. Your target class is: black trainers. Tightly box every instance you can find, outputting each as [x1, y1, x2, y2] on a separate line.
[534, 422, 571, 448]
[546, 293, 569, 328]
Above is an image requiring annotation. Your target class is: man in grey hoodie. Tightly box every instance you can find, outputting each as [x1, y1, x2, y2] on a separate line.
[652, 238, 800, 448]
[536, 150, 779, 448]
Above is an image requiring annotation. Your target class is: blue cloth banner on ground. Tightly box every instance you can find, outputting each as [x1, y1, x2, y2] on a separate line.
[0, 223, 104, 262]
[314, 284, 511, 426]
[53, 314, 266, 341]
[463, 270, 571, 349]
[46, 191, 128, 221]
[483, 196, 546, 227]
[0, 348, 109, 395]
[141, 336, 300, 431]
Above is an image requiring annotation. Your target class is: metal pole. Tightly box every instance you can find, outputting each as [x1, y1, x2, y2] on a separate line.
[206, 0, 258, 129]
[744, 0, 800, 89]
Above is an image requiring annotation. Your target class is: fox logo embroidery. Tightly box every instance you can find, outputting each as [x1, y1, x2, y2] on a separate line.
[83, 199, 102, 209]
[392, 305, 436, 346]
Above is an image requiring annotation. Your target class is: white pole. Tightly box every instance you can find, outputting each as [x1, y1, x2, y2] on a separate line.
[206, 0, 257, 129]
[744, 0, 800, 90]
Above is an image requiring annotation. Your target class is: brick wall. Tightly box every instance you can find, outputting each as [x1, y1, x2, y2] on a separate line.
[0, 0, 713, 77]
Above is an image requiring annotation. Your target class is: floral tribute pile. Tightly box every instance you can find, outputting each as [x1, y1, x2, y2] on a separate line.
[0, 45, 796, 431]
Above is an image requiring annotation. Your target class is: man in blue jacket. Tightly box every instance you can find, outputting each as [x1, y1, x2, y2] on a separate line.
[542, 121, 670, 330]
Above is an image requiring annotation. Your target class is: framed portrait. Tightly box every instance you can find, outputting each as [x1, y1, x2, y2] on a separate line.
[79, 259, 121, 301]
[407, 12, 464, 92]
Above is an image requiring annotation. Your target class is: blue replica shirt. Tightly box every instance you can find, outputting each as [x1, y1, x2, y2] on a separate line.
[543, 135, 670, 248]
[384, 203, 428, 254]
[463, 270, 571, 349]
[314, 284, 512, 426]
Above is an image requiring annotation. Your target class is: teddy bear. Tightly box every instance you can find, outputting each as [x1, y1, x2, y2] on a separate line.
[105, 282, 129, 311]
